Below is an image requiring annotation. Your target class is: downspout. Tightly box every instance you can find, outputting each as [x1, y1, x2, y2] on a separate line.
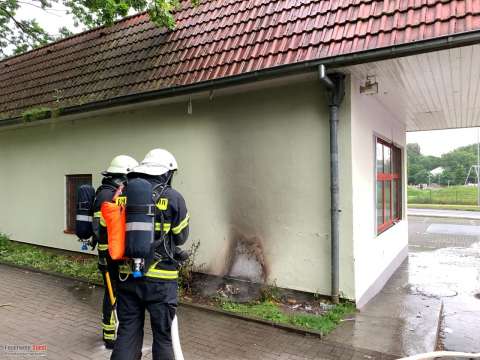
[319, 65, 345, 304]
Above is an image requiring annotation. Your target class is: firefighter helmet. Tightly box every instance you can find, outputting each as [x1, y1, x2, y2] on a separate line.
[104, 155, 139, 175]
[133, 149, 178, 176]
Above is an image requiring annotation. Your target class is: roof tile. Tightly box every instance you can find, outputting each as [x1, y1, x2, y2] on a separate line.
[1, 0, 480, 119]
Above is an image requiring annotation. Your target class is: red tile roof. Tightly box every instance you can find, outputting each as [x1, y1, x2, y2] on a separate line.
[1, 0, 480, 121]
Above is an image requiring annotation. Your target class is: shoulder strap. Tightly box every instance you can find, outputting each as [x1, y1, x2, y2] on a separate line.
[152, 183, 169, 203]
[95, 183, 117, 197]
[151, 184, 170, 254]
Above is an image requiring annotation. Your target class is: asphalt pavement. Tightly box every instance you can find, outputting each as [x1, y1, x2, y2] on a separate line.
[327, 213, 480, 356]
[408, 216, 480, 353]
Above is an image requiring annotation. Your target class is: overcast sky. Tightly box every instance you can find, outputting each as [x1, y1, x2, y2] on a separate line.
[407, 128, 480, 157]
[15, 2, 80, 36]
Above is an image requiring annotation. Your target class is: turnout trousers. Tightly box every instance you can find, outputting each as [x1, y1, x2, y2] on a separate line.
[110, 277, 178, 360]
[101, 265, 118, 344]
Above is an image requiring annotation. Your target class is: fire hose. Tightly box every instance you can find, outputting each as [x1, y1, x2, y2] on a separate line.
[171, 315, 184, 360]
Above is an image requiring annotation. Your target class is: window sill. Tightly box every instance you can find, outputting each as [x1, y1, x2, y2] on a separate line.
[377, 219, 402, 236]
[64, 230, 75, 235]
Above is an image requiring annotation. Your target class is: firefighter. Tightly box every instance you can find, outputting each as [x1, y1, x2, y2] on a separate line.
[93, 155, 139, 349]
[110, 149, 189, 360]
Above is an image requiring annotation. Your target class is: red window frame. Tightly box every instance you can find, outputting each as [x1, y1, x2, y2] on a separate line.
[376, 138, 402, 234]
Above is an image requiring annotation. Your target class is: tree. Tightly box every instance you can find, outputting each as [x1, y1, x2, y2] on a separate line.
[407, 143, 421, 156]
[0, 0, 198, 58]
[413, 169, 429, 185]
[407, 143, 440, 184]
[407, 142, 480, 185]
[441, 147, 477, 185]
[407, 143, 422, 184]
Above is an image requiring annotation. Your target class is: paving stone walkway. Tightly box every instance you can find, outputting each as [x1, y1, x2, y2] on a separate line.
[0, 264, 395, 360]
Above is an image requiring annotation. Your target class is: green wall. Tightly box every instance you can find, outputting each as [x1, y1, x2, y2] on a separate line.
[0, 79, 355, 298]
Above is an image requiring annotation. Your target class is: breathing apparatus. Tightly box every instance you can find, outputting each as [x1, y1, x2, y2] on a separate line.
[124, 171, 176, 278]
[76, 184, 96, 251]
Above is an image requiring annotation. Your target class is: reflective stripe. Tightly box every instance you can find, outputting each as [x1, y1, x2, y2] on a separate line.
[145, 261, 178, 279]
[119, 262, 177, 279]
[145, 268, 178, 279]
[76, 215, 92, 222]
[98, 244, 108, 251]
[95, 211, 106, 227]
[154, 222, 171, 232]
[103, 333, 116, 340]
[102, 323, 116, 331]
[172, 213, 190, 235]
[110, 311, 116, 326]
[126, 222, 153, 231]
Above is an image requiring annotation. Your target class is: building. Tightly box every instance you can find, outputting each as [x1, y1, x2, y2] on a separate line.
[430, 167, 445, 177]
[1, 0, 480, 308]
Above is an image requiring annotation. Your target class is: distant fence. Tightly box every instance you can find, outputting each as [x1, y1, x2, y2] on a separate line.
[407, 186, 479, 205]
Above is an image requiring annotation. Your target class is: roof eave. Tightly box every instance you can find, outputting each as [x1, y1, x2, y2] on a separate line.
[3, 29, 480, 129]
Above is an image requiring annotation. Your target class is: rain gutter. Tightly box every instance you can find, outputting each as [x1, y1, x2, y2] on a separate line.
[2, 30, 480, 129]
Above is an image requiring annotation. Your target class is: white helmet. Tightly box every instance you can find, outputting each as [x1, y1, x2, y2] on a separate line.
[133, 149, 178, 176]
[103, 155, 139, 175]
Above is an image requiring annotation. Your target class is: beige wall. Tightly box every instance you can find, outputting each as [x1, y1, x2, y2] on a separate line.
[0, 79, 355, 298]
[350, 75, 408, 307]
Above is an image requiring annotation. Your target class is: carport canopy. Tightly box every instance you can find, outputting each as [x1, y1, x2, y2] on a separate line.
[346, 44, 480, 132]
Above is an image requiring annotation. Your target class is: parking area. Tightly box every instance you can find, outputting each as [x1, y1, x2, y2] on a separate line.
[408, 215, 480, 352]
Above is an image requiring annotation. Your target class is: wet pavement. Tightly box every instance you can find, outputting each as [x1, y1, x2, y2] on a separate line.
[327, 215, 480, 356]
[409, 216, 480, 353]
[0, 264, 395, 360]
[325, 258, 442, 357]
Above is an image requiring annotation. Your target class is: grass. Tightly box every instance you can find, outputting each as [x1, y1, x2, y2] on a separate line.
[408, 185, 479, 205]
[408, 203, 480, 211]
[220, 300, 355, 335]
[0, 234, 101, 283]
[0, 234, 354, 335]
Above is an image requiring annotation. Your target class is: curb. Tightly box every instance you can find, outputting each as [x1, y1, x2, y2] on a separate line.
[0, 261, 103, 287]
[0, 261, 325, 338]
[408, 213, 480, 220]
[434, 301, 445, 351]
[408, 212, 480, 221]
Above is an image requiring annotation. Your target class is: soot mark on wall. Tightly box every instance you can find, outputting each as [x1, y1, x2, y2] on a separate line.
[224, 228, 269, 283]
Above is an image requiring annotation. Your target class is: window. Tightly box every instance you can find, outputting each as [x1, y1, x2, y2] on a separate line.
[376, 139, 402, 234]
[65, 174, 92, 233]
